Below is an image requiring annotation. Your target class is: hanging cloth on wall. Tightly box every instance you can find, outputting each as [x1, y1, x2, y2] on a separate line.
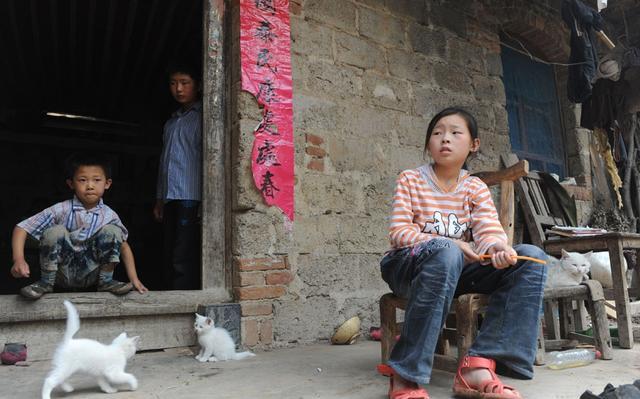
[240, 0, 295, 221]
[561, 0, 604, 103]
[580, 78, 627, 131]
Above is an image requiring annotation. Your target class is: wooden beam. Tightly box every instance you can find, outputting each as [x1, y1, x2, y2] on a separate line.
[472, 160, 529, 186]
[201, 0, 229, 293]
[604, 300, 617, 319]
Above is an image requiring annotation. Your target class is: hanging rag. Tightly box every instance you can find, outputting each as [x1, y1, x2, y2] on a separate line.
[623, 66, 640, 113]
[562, 0, 604, 103]
[580, 78, 627, 131]
[624, 47, 640, 68]
[594, 128, 623, 208]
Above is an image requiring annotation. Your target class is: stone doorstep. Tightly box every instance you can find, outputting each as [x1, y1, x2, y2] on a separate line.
[0, 289, 230, 323]
[0, 289, 233, 361]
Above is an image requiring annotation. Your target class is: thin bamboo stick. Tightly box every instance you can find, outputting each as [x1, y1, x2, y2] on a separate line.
[479, 254, 547, 265]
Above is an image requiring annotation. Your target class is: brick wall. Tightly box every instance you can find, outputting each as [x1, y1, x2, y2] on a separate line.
[228, 0, 574, 348]
[233, 256, 293, 346]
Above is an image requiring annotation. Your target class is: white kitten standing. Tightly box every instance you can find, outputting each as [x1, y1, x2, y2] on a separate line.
[194, 313, 255, 362]
[42, 300, 140, 399]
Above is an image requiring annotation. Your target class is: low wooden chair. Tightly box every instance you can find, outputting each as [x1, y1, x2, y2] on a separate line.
[379, 159, 534, 373]
[505, 152, 634, 350]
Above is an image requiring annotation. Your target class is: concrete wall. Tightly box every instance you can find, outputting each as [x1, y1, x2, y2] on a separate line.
[228, 0, 579, 347]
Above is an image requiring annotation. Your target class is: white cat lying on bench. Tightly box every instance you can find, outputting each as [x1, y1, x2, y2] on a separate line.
[546, 249, 628, 289]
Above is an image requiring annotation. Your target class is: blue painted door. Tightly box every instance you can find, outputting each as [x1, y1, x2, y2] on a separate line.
[501, 45, 566, 176]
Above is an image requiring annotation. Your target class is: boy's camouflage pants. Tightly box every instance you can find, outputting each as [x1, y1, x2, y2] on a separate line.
[39, 224, 123, 288]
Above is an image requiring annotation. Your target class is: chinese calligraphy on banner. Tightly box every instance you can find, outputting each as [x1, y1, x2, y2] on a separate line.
[240, 0, 294, 221]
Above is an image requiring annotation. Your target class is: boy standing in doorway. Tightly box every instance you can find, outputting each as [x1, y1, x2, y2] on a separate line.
[153, 65, 202, 290]
[10, 154, 148, 299]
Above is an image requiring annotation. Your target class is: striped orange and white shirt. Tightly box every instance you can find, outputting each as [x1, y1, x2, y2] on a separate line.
[389, 164, 507, 255]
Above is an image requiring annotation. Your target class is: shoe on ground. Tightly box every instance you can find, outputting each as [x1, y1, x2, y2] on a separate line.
[97, 280, 133, 295]
[20, 281, 53, 300]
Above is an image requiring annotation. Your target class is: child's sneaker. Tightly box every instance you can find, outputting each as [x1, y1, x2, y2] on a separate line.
[20, 282, 53, 300]
[97, 280, 133, 295]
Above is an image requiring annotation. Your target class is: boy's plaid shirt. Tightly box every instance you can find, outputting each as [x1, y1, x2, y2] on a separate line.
[17, 196, 128, 246]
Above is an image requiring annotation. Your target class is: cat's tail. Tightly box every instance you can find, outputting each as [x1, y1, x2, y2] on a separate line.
[232, 351, 256, 360]
[62, 300, 80, 342]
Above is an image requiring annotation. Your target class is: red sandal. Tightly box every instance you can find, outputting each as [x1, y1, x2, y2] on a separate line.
[389, 376, 429, 399]
[377, 363, 395, 377]
[452, 356, 522, 399]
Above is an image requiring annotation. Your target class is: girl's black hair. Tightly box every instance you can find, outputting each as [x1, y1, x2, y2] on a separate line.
[423, 107, 478, 155]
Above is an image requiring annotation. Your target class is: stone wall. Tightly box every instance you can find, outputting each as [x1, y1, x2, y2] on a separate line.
[228, 0, 576, 347]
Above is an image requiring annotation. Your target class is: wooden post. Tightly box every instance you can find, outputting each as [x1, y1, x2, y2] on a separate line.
[201, 0, 229, 295]
[607, 237, 633, 348]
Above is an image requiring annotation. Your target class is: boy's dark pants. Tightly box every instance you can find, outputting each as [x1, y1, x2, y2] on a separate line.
[40, 225, 123, 288]
[162, 200, 200, 290]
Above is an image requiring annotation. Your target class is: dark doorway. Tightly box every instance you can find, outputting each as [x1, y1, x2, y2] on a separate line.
[0, 0, 204, 294]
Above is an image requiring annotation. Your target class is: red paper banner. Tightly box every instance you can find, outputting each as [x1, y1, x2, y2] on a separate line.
[240, 0, 294, 221]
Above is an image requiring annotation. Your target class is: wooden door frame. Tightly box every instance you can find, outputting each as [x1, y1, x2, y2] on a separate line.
[0, 0, 231, 337]
[201, 0, 230, 296]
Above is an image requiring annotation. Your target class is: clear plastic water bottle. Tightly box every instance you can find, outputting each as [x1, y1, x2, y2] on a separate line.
[546, 348, 601, 369]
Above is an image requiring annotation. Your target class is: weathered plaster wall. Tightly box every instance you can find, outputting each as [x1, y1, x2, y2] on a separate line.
[228, 0, 575, 347]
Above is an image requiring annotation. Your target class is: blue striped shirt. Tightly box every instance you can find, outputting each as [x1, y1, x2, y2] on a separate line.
[17, 196, 128, 247]
[156, 101, 202, 201]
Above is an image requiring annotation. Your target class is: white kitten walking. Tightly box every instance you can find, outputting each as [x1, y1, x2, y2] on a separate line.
[42, 300, 140, 399]
[194, 313, 255, 362]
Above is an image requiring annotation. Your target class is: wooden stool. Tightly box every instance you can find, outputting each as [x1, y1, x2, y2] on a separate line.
[542, 280, 613, 359]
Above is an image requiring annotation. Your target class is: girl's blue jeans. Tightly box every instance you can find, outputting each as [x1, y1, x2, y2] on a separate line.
[380, 239, 548, 385]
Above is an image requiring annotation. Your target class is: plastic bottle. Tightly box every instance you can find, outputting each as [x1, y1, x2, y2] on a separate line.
[546, 348, 601, 370]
